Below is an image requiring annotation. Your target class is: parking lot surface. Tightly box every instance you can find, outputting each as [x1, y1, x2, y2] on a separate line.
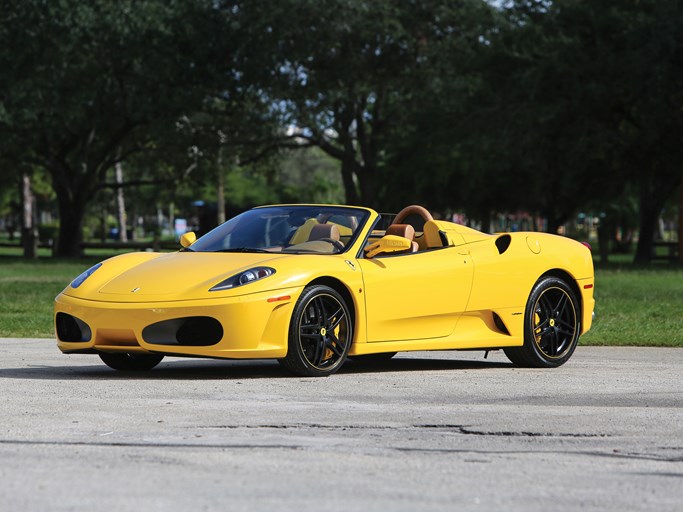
[1, 339, 681, 511]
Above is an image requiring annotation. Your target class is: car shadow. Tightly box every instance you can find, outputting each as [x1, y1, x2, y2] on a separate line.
[340, 357, 512, 375]
[0, 356, 512, 381]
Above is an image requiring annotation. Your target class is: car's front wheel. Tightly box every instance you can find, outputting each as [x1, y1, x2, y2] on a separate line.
[280, 285, 353, 377]
[99, 352, 164, 371]
[504, 277, 580, 368]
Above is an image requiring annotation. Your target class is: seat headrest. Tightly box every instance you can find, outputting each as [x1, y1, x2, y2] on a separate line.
[308, 223, 340, 241]
[385, 223, 415, 240]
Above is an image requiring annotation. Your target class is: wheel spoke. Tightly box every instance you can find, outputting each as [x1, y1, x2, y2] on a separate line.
[318, 297, 326, 324]
[553, 293, 568, 315]
[328, 331, 346, 349]
[556, 326, 575, 337]
[327, 306, 343, 326]
[538, 325, 554, 337]
[548, 330, 558, 355]
[327, 339, 345, 357]
[556, 318, 575, 332]
[538, 294, 554, 317]
[301, 323, 319, 333]
[534, 317, 550, 330]
[329, 311, 345, 330]
[311, 338, 326, 366]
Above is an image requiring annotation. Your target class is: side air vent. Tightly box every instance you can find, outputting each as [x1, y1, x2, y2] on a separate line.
[492, 312, 511, 335]
[495, 234, 512, 254]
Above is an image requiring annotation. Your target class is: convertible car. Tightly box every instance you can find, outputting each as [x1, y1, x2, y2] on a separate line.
[54, 204, 595, 377]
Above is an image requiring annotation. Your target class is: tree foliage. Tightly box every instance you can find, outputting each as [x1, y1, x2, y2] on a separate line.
[0, 0, 244, 256]
[1, 0, 681, 263]
[230, 0, 495, 208]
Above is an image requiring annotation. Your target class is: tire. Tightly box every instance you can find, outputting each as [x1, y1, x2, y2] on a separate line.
[280, 285, 353, 377]
[504, 277, 580, 368]
[99, 352, 164, 371]
[350, 352, 397, 363]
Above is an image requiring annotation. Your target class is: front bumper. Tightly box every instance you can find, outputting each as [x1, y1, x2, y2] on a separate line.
[54, 286, 303, 359]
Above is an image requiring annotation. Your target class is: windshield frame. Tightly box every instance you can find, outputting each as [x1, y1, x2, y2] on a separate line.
[186, 205, 373, 255]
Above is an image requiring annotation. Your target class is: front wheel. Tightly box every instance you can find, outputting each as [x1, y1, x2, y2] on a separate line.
[504, 277, 580, 368]
[280, 285, 353, 377]
[99, 352, 164, 371]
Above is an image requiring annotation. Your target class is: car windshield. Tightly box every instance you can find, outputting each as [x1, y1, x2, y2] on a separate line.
[187, 205, 371, 254]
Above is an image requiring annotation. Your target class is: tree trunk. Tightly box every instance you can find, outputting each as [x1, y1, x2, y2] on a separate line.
[546, 217, 561, 235]
[480, 210, 492, 234]
[115, 161, 128, 242]
[217, 150, 226, 225]
[21, 173, 38, 259]
[55, 194, 86, 258]
[679, 166, 683, 264]
[340, 159, 359, 205]
[633, 200, 659, 264]
[356, 165, 378, 209]
[597, 216, 609, 264]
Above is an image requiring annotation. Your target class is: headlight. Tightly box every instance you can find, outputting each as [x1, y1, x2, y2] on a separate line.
[209, 267, 276, 292]
[70, 263, 103, 288]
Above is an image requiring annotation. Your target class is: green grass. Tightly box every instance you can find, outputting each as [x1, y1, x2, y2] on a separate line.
[0, 257, 100, 337]
[582, 266, 683, 346]
[0, 255, 682, 345]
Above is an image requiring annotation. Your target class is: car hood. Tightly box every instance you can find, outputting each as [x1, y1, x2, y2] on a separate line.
[64, 251, 292, 303]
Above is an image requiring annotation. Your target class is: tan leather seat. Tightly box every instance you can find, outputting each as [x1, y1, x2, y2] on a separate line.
[308, 223, 341, 242]
[385, 223, 418, 253]
[423, 220, 452, 249]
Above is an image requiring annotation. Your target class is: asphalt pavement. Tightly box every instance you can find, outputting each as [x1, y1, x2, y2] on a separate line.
[1, 339, 681, 511]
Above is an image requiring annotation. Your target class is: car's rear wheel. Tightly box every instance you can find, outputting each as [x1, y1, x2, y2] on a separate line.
[99, 352, 164, 371]
[504, 277, 580, 368]
[280, 285, 353, 377]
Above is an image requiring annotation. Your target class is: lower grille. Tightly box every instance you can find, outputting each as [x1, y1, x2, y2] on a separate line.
[142, 316, 223, 346]
[56, 313, 92, 342]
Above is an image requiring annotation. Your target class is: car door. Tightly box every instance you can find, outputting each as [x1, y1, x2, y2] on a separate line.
[357, 247, 473, 342]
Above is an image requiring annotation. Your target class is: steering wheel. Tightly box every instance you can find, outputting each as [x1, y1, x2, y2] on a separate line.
[318, 238, 345, 252]
[392, 205, 433, 226]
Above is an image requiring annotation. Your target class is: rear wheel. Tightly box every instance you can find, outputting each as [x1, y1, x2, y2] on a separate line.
[280, 285, 353, 377]
[99, 352, 164, 371]
[504, 277, 580, 368]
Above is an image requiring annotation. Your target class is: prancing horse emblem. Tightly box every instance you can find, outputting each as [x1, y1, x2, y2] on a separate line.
[131, 287, 141, 293]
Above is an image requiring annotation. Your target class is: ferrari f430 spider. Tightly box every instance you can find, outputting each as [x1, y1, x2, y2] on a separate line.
[54, 204, 595, 376]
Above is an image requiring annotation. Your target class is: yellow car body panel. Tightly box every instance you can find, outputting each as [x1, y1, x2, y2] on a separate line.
[358, 247, 473, 342]
[54, 204, 594, 367]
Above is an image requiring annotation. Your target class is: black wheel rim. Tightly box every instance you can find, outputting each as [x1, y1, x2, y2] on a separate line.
[297, 293, 350, 371]
[531, 287, 578, 359]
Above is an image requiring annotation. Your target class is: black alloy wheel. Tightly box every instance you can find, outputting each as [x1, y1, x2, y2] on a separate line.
[99, 352, 164, 371]
[504, 277, 580, 368]
[280, 285, 353, 377]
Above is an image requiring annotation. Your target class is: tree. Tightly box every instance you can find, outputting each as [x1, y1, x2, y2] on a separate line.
[414, 0, 683, 256]
[0, 0, 237, 256]
[232, 0, 495, 208]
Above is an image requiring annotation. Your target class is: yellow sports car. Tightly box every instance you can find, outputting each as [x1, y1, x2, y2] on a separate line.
[54, 204, 595, 377]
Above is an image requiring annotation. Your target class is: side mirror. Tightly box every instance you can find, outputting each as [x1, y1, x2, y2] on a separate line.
[179, 232, 197, 248]
[365, 235, 412, 258]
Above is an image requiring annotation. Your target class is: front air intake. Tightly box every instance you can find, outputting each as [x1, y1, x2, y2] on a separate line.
[56, 313, 92, 342]
[142, 317, 223, 346]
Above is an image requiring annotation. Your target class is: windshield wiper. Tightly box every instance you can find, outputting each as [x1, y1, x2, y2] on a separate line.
[215, 247, 272, 253]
